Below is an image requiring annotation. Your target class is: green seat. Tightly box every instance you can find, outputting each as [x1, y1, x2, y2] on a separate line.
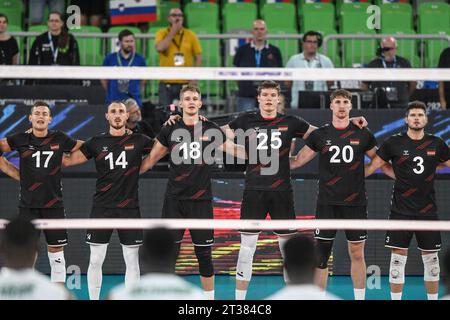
[269, 28, 299, 67]
[339, 3, 372, 33]
[316, 29, 341, 68]
[261, 3, 297, 31]
[418, 2, 450, 33]
[72, 26, 103, 66]
[300, 3, 335, 33]
[107, 26, 143, 54]
[381, 28, 421, 68]
[423, 28, 449, 67]
[223, 2, 257, 32]
[150, 0, 180, 29]
[341, 31, 377, 67]
[380, 3, 413, 32]
[1, 7, 23, 27]
[185, 2, 219, 31]
[337, 0, 371, 16]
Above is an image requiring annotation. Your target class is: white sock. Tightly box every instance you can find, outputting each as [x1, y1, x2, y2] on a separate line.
[122, 245, 140, 288]
[48, 250, 66, 283]
[204, 290, 214, 300]
[87, 244, 108, 300]
[278, 236, 290, 284]
[236, 289, 247, 300]
[354, 288, 365, 300]
[427, 293, 439, 300]
[391, 292, 402, 300]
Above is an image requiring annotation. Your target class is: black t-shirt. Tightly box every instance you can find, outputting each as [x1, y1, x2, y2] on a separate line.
[157, 120, 226, 200]
[229, 112, 310, 191]
[438, 47, 450, 106]
[7, 130, 77, 208]
[29, 32, 80, 66]
[377, 132, 450, 217]
[0, 37, 19, 65]
[233, 43, 283, 98]
[80, 132, 152, 208]
[305, 123, 377, 206]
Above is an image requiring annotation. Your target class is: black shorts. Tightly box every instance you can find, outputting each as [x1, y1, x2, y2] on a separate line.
[240, 190, 297, 235]
[162, 198, 214, 246]
[18, 207, 68, 247]
[314, 204, 368, 242]
[385, 212, 441, 252]
[86, 207, 143, 246]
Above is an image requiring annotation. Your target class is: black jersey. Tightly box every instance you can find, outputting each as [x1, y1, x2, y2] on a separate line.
[7, 130, 77, 208]
[377, 132, 449, 217]
[229, 112, 310, 191]
[80, 132, 152, 208]
[157, 120, 226, 200]
[305, 123, 377, 206]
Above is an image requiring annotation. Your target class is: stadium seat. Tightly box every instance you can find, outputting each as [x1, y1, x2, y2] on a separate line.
[1, 7, 23, 27]
[269, 28, 300, 66]
[299, 3, 335, 33]
[417, 2, 450, 33]
[107, 26, 143, 54]
[261, 3, 297, 31]
[341, 31, 377, 67]
[380, 3, 413, 32]
[72, 26, 103, 66]
[185, 2, 219, 31]
[316, 29, 341, 68]
[423, 28, 449, 67]
[339, 3, 372, 33]
[150, 0, 180, 28]
[223, 2, 258, 32]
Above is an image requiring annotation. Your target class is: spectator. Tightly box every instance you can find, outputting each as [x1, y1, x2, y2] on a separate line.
[361, 36, 416, 109]
[125, 98, 155, 138]
[108, 228, 205, 300]
[28, 12, 80, 85]
[0, 13, 19, 65]
[70, 0, 107, 27]
[438, 47, 450, 110]
[0, 218, 72, 300]
[155, 8, 202, 107]
[101, 29, 146, 107]
[233, 19, 283, 112]
[29, 0, 65, 26]
[442, 249, 450, 300]
[286, 31, 334, 109]
[266, 235, 339, 300]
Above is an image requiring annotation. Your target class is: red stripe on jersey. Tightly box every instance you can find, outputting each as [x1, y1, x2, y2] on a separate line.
[268, 117, 284, 126]
[420, 203, 434, 214]
[425, 173, 435, 182]
[271, 179, 284, 189]
[402, 188, 418, 197]
[326, 176, 342, 186]
[28, 182, 43, 191]
[396, 156, 409, 165]
[416, 140, 433, 150]
[100, 183, 113, 192]
[321, 146, 330, 154]
[117, 199, 132, 208]
[191, 189, 206, 200]
[118, 135, 132, 146]
[339, 131, 354, 139]
[250, 164, 263, 173]
[40, 137, 53, 146]
[21, 150, 33, 158]
[349, 161, 361, 171]
[344, 192, 359, 202]
[49, 166, 60, 176]
[44, 198, 58, 208]
[96, 151, 108, 161]
[124, 166, 139, 176]
[175, 173, 190, 181]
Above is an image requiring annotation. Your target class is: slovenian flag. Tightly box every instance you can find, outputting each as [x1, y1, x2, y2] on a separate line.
[110, 0, 157, 25]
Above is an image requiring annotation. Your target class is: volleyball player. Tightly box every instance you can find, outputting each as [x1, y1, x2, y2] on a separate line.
[140, 84, 246, 300]
[290, 89, 393, 300]
[62, 101, 153, 300]
[0, 101, 82, 284]
[365, 101, 450, 300]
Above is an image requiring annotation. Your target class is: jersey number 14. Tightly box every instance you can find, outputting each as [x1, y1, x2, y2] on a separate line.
[105, 151, 128, 169]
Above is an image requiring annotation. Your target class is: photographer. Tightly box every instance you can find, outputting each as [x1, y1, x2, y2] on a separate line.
[361, 37, 416, 109]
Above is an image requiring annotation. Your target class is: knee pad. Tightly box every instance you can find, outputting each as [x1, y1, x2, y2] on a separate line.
[122, 245, 140, 269]
[390, 253, 407, 284]
[316, 240, 333, 269]
[422, 252, 440, 282]
[194, 245, 214, 277]
[89, 244, 108, 268]
[236, 234, 258, 281]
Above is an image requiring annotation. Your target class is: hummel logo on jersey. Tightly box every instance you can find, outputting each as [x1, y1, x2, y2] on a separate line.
[28, 145, 35, 150]
[176, 136, 183, 143]
[102, 147, 108, 152]
[403, 150, 409, 156]
[326, 140, 332, 146]
[206, 239, 213, 243]
[87, 233, 91, 240]
[253, 127, 260, 133]
[54, 259, 61, 264]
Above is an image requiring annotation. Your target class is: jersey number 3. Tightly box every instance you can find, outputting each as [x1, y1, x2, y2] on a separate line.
[105, 151, 128, 170]
[413, 156, 424, 174]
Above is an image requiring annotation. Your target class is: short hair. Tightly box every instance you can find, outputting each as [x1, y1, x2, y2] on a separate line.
[124, 98, 139, 111]
[302, 30, 321, 42]
[257, 80, 281, 96]
[179, 84, 202, 100]
[0, 13, 8, 23]
[405, 100, 427, 116]
[330, 89, 352, 102]
[30, 101, 51, 115]
[142, 228, 176, 272]
[283, 235, 317, 283]
[1, 218, 39, 263]
[107, 100, 127, 112]
[118, 29, 135, 41]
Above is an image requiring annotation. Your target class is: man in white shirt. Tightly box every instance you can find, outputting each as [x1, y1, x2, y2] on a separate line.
[441, 249, 450, 300]
[266, 235, 339, 300]
[109, 228, 205, 300]
[0, 218, 71, 300]
[285, 31, 334, 109]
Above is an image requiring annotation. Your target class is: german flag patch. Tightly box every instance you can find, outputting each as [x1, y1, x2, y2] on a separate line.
[350, 139, 360, 145]
[427, 149, 436, 156]
[278, 126, 288, 132]
[50, 144, 60, 150]
[124, 144, 134, 151]
[199, 136, 210, 141]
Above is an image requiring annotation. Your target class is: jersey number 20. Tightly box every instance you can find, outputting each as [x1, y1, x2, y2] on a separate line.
[329, 145, 354, 163]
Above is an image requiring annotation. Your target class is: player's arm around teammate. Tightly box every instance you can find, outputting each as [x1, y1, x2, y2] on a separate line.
[0, 154, 20, 181]
[139, 140, 169, 174]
